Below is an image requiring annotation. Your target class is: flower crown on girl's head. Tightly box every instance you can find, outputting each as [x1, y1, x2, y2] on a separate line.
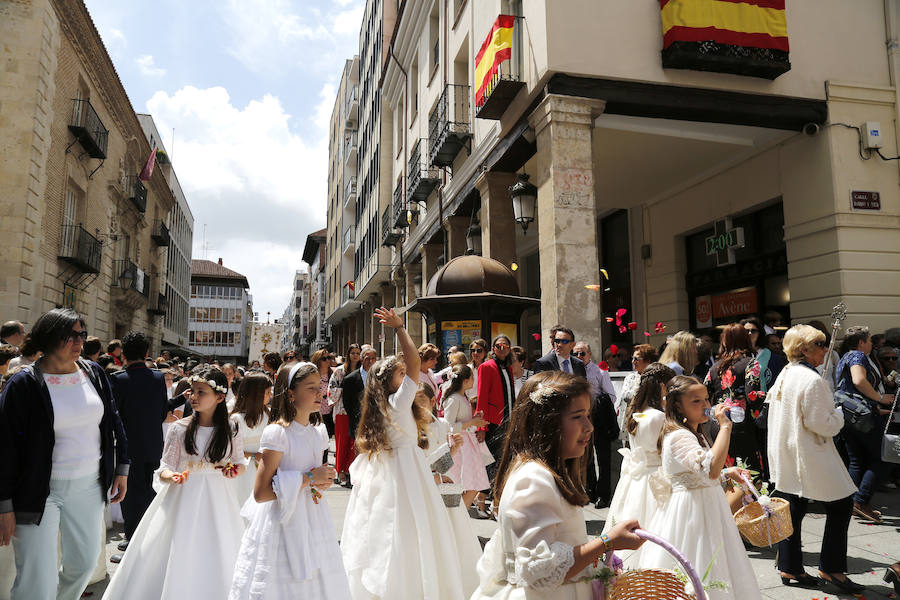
[375, 356, 400, 379]
[187, 375, 229, 395]
[529, 382, 559, 405]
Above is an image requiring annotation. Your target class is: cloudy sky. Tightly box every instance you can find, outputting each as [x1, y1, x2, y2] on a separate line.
[83, 0, 364, 321]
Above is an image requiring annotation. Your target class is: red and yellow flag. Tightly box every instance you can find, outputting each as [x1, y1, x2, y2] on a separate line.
[660, 0, 788, 52]
[475, 15, 515, 107]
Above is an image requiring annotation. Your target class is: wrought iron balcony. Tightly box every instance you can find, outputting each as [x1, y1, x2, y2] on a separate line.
[113, 259, 150, 298]
[429, 84, 472, 167]
[407, 139, 440, 203]
[125, 175, 147, 213]
[475, 16, 526, 120]
[342, 226, 355, 255]
[392, 180, 414, 228]
[148, 292, 167, 315]
[68, 99, 108, 159]
[151, 219, 170, 246]
[59, 224, 102, 274]
[382, 205, 401, 247]
[344, 176, 357, 210]
[344, 131, 358, 170]
[294, 314, 302, 328]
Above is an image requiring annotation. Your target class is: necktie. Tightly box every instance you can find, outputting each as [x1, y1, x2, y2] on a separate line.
[562, 359, 571, 373]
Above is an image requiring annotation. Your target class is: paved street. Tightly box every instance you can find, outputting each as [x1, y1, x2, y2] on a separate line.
[86, 455, 900, 599]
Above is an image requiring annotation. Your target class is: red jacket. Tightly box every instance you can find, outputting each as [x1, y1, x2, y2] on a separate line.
[476, 359, 512, 426]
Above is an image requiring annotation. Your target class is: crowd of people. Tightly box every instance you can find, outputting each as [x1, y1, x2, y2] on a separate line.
[0, 310, 898, 599]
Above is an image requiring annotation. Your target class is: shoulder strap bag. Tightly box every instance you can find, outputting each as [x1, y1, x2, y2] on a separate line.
[881, 389, 900, 464]
[834, 362, 877, 434]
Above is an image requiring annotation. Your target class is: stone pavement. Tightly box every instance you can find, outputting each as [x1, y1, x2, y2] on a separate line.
[86, 472, 900, 599]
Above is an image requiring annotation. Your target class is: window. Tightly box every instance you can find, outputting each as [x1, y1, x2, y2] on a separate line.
[396, 100, 404, 157]
[410, 59, 419, 123]
[429, 6, 440, 75]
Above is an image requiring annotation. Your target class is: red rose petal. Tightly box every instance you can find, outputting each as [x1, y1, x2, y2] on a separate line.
[609, 344, 619, 355]
[599, 361, 610, 371]
[628, 322, 638, 330]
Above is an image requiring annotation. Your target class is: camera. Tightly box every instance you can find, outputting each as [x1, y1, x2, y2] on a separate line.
[802, 123, 820, 136]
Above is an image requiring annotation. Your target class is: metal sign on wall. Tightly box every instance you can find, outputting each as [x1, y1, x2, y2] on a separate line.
[851, 190, 881, 210]
[705, 218, 745, 267]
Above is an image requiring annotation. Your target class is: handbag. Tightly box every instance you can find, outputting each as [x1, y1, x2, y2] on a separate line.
[881, 390, 900, 464]
[835, 364, 877, 433]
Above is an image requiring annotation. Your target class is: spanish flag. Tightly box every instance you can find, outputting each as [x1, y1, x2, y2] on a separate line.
[475, 15, 515, 108]
[660, 0, 790, 79]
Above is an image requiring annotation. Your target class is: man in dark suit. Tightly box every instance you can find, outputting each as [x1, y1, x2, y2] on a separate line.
[532, 325, 587, 376]
[110, 331, 168, 554]
[341, 345, 377, 452]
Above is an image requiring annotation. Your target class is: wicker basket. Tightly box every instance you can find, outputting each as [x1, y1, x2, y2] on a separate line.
[734, 498, 792, 547]
[606, 529, 705, 600]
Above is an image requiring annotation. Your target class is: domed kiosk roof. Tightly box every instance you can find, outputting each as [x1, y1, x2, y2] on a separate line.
[425, 255, 520, 297]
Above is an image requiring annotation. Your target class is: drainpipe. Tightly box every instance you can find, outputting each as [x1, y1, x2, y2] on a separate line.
[884, 0, 900, 162]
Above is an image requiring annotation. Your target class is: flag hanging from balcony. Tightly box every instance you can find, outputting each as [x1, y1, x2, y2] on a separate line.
[659, 0, 790, 79]
[475, 15, 515, 108]
[139, 143, 157, 182]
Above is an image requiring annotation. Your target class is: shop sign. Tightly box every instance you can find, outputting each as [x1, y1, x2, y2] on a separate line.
[441, 320, 481, 355]
[696, 295, 713, 328]
[705, 218, 745, 267]
[63, 284, 77, 309]
[491, 322, 518, 346]
[851, 190, 881, 210]
[712, 288, 758, 319]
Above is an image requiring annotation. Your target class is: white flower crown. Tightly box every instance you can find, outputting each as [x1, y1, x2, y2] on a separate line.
[376, 356, 399, 378]
[529, 382, 557, 405]
[188, 375, 229, 394]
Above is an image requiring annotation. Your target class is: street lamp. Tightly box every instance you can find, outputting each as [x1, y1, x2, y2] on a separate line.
[509, 173, 537, 234]
[466, 217, 482, 255]
[118, 262, 135, 289]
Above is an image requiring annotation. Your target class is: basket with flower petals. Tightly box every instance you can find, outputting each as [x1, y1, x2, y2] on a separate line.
[733, 475, 792, 547]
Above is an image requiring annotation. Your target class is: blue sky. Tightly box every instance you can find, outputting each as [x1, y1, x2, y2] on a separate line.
[83, 0, 364, 321]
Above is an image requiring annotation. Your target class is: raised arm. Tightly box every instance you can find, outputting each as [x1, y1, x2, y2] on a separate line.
[375, 307, 420, 375]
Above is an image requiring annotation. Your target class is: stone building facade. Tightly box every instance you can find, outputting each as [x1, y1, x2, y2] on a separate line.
[0, 0, 177, 353]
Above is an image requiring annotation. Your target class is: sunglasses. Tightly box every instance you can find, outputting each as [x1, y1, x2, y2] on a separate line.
[66, 330, 88, 343]
[552, 338, 573, 345]
[632, 356, 643, 362]
[470, 348, 484, 354]
[572, 351, 587, 358]
[883, 356, 898, 361]
[745, 328, 759, 334]
[813, 341, 828, 349]
[493, 343, 510, 350]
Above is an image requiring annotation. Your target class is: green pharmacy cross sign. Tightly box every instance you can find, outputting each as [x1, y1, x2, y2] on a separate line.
[705, 218, 745, 267]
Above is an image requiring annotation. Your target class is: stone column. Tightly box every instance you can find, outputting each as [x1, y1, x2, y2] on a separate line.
[380, 282, 396, 355]
[421, 243, 443, 287]
[404, 263, 423, 344]
[527, 94, 606, 354]
[369, 294, 381, 355]
[474, 171, 519, 267]
[444, 216, 469, 260]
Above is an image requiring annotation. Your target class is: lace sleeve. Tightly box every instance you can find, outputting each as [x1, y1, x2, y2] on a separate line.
[666, 429, 712, 476]
[160, 421, 185, 471]
[504, 462, 575, 589]
[229, 418, 248, 466]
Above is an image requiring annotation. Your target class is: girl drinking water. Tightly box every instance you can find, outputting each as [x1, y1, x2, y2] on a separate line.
[102, 367, 246, 600]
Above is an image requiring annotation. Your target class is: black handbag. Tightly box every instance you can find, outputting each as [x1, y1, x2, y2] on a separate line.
[835, 364, 877, 433]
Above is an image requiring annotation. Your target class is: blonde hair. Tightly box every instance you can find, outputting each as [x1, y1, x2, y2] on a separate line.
[782, 324, 825, 362]
[659, 331, 698, 374]
[418, 343, 441, 362]
[448, 351, 468, 367]
[356, 355, 428, 455]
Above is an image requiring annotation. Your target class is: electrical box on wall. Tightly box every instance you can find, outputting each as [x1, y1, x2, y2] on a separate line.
[862, 121, 883, 149]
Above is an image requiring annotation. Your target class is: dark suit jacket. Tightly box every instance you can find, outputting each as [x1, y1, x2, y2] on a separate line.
[341, 369, 366, 438]
[532, 351, 587, 377]
[110, 363, 168, 463]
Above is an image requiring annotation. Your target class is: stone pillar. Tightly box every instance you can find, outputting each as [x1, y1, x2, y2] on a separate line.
[527, 94, 606, 354]
[404, 263, 423, 344]
[380, 283, 396, 355]
[421, 243, 443, 287]
[360, 303, 371, 347]
[444, 216, 469, 260]
[474, 171, 519, 267]
[369, 294, 381, 355]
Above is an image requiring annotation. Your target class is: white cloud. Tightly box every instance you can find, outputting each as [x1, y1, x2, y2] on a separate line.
[147, 85, 328, 317]
[135, 54, 166, 77]
[333, 6, 364, 35]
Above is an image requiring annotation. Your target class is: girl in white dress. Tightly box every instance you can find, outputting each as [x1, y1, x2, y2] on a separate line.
[473, 371, 645, 600]
[440, 364, 490, 512]
[229, 362, 349, 600]
[641, 375, 762, 600]
[341, 307, 466, 600]
[102, 367, 247, 600]
[604, 363, 676, 562]
[231, 371, 273, 506]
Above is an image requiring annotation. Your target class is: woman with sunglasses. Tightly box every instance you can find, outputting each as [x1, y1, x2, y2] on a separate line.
[0, 309, 130, 600]
[310, 349, 335, 463]
[465, 339, 489, 405]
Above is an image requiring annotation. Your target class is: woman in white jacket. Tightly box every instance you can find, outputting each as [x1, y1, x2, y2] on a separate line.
[766, 324, 862, 595]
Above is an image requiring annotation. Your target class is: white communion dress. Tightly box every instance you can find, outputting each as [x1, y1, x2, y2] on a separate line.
[603, 409, 668, 564]
[424, 412, 482, 598]
[640, 429, 762, 600]
[472, 460, 594, 600]
[229, 421, 350, 600]
[341, 375, 466, 600]
[233, 411, 271, 506]
[102, 419, 247, 600]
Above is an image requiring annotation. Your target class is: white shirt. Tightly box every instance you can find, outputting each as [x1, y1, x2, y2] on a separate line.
[555, 352, 574, 373]
[43, 370, 103, 479]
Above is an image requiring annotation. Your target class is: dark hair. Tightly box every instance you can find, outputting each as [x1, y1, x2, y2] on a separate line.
[511, 345, 527, 365]
[29, 308, 86, 354]
[19, 335, 40, 358]
[551, 325, 575, 342]
[625, 363, 676, 435]
[659, 375, 707, 452]
[271, 363, 322, 426]
[97, 354, 115, 368]
[231, 371, 272, 429]
[841, 326, 870, 355]
[492, 371, 592, 507]
[345, 344, 362, 371]
[264, 351, 283, 372]
[738, 318, 764, 347]
[270, 360, 297, 422]
[121, 331, 150, 362]
[82, 336, 101, 358]
[0, 344, 20, 366]
[184, 366, 237, 463]
[1, 321, 23, 340]
[107, 339, 122, 353]
[282, 350, 297, 362]
[632, 344, 659, 363]
[173, 377, 191, 397]
[490, 335, 512, 366]
[104, 364, 122, 376]
[716, 323, 754, 376]
[444, 364, 473, 398]
[413, 384, 435, 445]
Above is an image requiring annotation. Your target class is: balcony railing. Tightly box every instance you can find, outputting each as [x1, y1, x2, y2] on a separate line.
[68, 99, 108, 159]
[344, 176, 357, 210]
[475, 16, 526, 120]
[346, 85, 359, 122]
[407, 139, 440, 203]
[392, 179, 413, 228]
[342, 285, 356, 303]
[113, 259, 150, 297]
[344, 131, 358, 169]
[342, 226, 355, 254]
[429, 84, 472, 167]
[148, 292, 167, 315]
[125, 175, 147, 213]
[151, 219, 170, 246]
[382, 205, 402, 247]
[59, 224, 102, 273]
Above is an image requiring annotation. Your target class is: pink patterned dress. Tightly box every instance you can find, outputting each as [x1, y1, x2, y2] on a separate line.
[441, 391, 490, 491]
